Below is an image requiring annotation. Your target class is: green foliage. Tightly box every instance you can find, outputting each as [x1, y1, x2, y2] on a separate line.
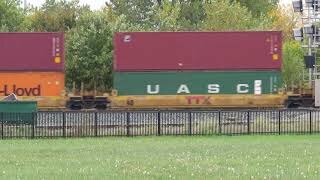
[201, 0, 255, 31]
[177, 0, 206, 31]
[25, 0, 90, 32]
[282, 41, 305, 89]
[104, 6, 147, 32]
[0, 0, 24, 31]
[66, 11, 113, 91]
[235, 0, 278, 16]
[268, 6, 299, 41]
[106, 0, 156, 29]
[153, 0, 181, 31]
[106, 0, 205, 31]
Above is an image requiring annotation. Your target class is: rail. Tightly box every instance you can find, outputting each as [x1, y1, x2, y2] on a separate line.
[0, 109, 320, 139]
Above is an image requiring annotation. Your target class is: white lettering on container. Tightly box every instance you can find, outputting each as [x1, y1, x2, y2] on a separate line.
[177, 84, 190, 94]
[237, 84, 249, 93]
[208, 84, 220, 94]
[147, 85, 160, 94]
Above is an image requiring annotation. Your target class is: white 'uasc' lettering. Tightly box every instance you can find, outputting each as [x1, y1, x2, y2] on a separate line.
[237, 84, 249, 93]
[208, 84, 220, 94]
[177, 85, 190, 94]
[147, 85, 160, 94]
[146, 81, 263, 94]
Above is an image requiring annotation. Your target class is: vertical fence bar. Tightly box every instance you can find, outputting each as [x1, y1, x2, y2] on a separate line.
[310, 110, 312, 134]
[31, 112, 35, 139]
[278, 110, 281, 135]
[218, 111, 221, 135]
[189, 111, 192, 136]
[95, 112, 98, 137]
[62, 112, 66, 138]
[247, 111, 250, 135]
[126, 112, 130, 137]
[157, 111, 161, 136]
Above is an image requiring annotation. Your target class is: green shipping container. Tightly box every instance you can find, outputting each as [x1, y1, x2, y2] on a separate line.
[0, 101, 37, 124]
[114, 71, 282, 95]
[0, 101, 37, 113]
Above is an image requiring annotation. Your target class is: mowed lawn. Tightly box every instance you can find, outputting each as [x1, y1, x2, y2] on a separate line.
[0, 136, 320, 180]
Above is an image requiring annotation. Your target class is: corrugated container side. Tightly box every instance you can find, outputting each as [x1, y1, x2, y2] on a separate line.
[0, 33, 64, 71]
[114, 31, 282, 71]
[0, 72, 65, 97]
[114, 71, 282, 95]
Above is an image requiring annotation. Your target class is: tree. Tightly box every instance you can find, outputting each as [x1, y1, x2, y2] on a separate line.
[201, 0, 255, 31]
[234, 0, 278, 16]
[66, 11, 113, 91]
[282, 41, 305, 90]
[152, 0, 181, 31]
[268, 6, 299, 41]
[25, 0, 89, 32]
[105, 0, 181, 32]
[106, 0, 156, 29]
[0, 0, 24, 32]
[177, 0, 206, 31]
[104, 5, 147, 32]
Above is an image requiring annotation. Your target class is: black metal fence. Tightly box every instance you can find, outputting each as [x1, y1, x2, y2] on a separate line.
[1, 109, 320, 139]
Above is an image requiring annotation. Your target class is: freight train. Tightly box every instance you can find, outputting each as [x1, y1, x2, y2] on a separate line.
[0, 32, 318, 110]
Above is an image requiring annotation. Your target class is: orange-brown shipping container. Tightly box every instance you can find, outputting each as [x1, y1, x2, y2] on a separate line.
[0, 72, 65, 97]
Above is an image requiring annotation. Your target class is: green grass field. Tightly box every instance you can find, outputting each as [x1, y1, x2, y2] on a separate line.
[0, 136, 320, 180]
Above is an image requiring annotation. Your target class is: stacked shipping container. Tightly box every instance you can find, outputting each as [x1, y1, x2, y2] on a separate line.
[0, 33, 64, 71]
[114, 32, 282, 96]
[114, 71, 281, 95]
[0, 33, 65, 106]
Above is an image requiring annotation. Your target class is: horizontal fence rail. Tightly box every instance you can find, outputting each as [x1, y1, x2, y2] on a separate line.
[0, 109, 320, 139]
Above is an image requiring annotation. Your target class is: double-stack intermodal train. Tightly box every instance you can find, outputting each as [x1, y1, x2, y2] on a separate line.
[0, 32, 318, 110]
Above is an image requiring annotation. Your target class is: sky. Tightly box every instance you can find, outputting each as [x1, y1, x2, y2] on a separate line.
[280, 0, 292, 5]
[26, 0, 292, 10]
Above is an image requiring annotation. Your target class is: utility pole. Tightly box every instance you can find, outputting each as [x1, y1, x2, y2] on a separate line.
[24, 0, 27, 10]
[292, 0, 319, 88]
[307, 3, 313, 88]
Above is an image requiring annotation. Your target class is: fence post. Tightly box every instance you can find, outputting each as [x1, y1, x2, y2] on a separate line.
[218, 111, 221, 135]
[189, 111, 192, 136]
[157, 111, 161, 136]
[278, 110, 281, 135]
[310, 110, 312, 134]
[126, 112, 130, 137]
[247, 110, 250, 135]
[95, 112, 98, 137]
[62, 112, 66, 138]
[1, 112, 3, 139]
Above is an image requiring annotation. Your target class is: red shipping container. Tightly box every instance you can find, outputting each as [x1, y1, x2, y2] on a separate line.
[114, 31, 282, 71]
[0, 32, 64, 71]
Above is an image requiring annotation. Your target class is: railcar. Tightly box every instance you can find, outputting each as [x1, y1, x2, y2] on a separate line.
[0, 32, 317, 110]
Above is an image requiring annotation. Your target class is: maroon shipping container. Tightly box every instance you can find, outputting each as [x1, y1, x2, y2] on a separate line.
[0, 32, 64, 71]
[114, 31, 282, 71]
